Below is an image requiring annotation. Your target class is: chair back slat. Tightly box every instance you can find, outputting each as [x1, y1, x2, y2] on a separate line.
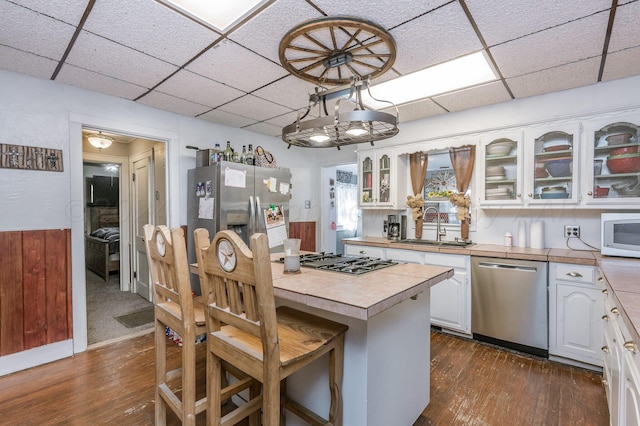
[144, 225, 194, 328]
[194, 229, 279, 358]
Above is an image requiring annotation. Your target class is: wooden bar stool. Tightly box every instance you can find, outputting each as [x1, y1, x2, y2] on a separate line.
[194, 229, 348, 426]
[144, 225, 253, 425]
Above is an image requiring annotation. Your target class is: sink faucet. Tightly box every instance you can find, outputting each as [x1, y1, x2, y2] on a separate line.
[422, 205, 447, 242]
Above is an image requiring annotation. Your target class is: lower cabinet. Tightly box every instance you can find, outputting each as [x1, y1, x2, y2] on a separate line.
[344, 244, 471, 335]
[549, 263, 604, 367]
[603, 274, 640, 426]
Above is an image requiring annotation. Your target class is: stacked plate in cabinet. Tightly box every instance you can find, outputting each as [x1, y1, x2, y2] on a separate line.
[540, 186, 569, 199]
[485, 187, 512, 200]
[486, 165, 506, 181]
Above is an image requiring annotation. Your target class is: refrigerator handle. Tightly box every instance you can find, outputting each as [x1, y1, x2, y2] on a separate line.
[255, 196, 263, 232]
[249, 195, 256, 234]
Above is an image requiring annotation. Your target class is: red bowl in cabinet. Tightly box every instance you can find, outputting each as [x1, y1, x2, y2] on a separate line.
[610, 145, 639, 156]
[607, 154, 640, 174]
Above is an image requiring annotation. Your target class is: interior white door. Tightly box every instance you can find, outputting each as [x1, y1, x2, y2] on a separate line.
[132, 156, 152, 301]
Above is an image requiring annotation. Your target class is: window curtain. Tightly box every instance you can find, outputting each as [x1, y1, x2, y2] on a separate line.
[336, 181, 358, 232]
[449, 145, 475, 240]
[408, 151, 429, 238]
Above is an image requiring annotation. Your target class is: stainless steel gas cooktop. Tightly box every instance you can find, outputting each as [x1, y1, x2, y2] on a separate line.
[277, 253, 398, 275]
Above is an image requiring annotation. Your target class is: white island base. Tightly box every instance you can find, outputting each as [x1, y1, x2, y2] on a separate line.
[279, 290, 431, 426]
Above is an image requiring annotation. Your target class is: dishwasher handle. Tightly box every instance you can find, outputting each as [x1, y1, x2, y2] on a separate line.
[478, 261, 538, 273]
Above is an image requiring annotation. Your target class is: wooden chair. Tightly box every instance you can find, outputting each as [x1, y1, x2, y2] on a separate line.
[144, 225, 253, 425]
[194, 229, 349, 426]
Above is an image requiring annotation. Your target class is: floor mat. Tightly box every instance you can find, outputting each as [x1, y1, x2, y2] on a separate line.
[114, 307, 154, 328]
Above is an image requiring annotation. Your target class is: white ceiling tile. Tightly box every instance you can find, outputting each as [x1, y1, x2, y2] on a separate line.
[199, 109, 258, 128]
[252, 75, 318, 110]
[83, 0, 218, 65]
[506, 57, 601, 99]
[186, 39, 287, 92]
[65, 31, 179, 87]
[490, 13, 609, 79]
[56, 64, 148, 100]
[466, 0, 612, 46]
[243, 121, 282, 138]
[0, 1, 76, 59]
[0, 46, 57, 79]
[433, 81, 512, 112]
[265, 111, 300, 128]
[602, 46, 640, 82]
[154, 69, 245, 109]
[381, 98, 446, 124]
[309, 0, 451, 29]
[219, 94, 292, 122]
[10, 0, 88, 24]
[228, 0, 323, 63]
[136, 91, 211, 117]
[390, 2, 482, 75]
[608, 1, 640, 52]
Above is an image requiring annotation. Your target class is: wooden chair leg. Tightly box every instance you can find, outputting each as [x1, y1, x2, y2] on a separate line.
[182, 332, 197, 426]
[279, 379, 287, 426]
[155, 320, 167, 425]
[249, 381, 262, 426]
[329, 337, 345, 426]
[262, 374, 281, 426]
[207, 347, 222, 426]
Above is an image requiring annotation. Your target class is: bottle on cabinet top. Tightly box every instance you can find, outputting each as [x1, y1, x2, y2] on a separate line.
[223, 141, 233, 162]
[245, 144, 254, 165]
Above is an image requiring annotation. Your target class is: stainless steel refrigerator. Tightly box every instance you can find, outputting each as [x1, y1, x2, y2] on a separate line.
[187, 162, 291, 289]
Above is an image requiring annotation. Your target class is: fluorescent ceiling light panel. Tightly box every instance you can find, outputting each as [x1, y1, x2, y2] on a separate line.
[363, 52, 497, 109]
[158, 0, 269, 32]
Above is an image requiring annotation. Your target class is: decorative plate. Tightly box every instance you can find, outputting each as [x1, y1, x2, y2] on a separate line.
[217, 238, 237, 272]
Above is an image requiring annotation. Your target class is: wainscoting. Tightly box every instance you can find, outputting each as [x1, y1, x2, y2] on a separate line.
[0, 229, 72, 356]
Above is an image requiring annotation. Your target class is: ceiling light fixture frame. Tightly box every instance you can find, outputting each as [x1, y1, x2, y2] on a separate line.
[87, 132, 114, 150]
[282, 78, 399, 149]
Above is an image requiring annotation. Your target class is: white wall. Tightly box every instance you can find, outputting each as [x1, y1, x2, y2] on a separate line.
[353, 75, 640, 249]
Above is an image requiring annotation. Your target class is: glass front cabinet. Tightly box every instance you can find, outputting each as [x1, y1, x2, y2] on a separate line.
[477, 131, 523, 206]
[585, 115, 640, 206]
[358, 148, 405, 209]
[523, 123, 581, 206]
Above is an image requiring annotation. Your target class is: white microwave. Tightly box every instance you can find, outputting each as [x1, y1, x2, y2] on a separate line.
[601, 213, 640, 259]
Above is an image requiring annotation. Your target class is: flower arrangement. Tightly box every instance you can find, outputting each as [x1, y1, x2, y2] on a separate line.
[406, 194, 425, 220]
[427, 189, 454, 199]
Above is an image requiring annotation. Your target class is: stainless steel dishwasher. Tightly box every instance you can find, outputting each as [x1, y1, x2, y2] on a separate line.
[471, 256, 548, 357]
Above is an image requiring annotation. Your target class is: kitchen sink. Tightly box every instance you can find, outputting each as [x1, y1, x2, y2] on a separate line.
[391, 239, 473, 247]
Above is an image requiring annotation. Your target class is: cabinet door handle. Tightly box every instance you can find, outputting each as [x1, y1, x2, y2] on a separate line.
[602, 379, 608, 386]
[602, 315, 609, 321]
[528, 193, 533, 198]
[602, 289, 608, 295]
[598, 276, 603, 282]
[601, 346, 610, 353]
[566, 272, 583, 278]
[359, 250, 366, 254]
[587, 191, 593, 196]
[624, 341, 637, 353]
[611, 307, 619, 315]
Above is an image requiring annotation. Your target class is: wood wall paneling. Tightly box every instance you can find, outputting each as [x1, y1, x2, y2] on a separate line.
[289, 222, 316, 252]
[0, 229, 72, 357]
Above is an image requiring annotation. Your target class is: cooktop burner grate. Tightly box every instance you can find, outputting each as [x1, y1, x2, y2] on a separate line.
[277, 252, 398, 275]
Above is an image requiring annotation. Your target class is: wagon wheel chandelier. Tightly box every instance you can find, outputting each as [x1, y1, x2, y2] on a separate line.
[279, 17, 400, 149]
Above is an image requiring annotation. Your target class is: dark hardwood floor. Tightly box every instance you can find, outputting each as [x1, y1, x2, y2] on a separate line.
[0, 330, 608, 425]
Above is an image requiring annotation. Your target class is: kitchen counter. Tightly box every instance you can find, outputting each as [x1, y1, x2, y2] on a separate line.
[191, 258, 454, 426]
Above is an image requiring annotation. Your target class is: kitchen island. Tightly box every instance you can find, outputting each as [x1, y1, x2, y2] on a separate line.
[192, 259, 454, 426]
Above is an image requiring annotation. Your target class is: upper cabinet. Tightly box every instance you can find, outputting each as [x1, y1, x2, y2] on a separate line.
[524, 123, 581, 206]
[584, 115, 640, 206]
[478, 131, 523, 206]
[478, 123, 581, 207]
[358, 148, 407, 209]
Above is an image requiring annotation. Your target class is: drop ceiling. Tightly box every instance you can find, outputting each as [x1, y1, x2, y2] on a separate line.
[2, 0, 639, 141]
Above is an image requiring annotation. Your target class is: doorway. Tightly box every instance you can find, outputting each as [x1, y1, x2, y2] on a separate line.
[321, 163, 360, 254]
[82, 129, 166, 346]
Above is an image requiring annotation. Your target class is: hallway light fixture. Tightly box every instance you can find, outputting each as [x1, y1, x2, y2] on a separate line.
[87, 132, 114, 150]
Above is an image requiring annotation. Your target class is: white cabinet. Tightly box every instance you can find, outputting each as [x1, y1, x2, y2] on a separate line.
[549, 263, 603, 367]
[602, 274, 640, 426]
[428, 252, 470, 335]
[584, 113, 640, 207]
[344, 244, 471, 335]
[477, 131, 523, 206]
[358, 148, 406, 209]
[523, 122, 581, 206]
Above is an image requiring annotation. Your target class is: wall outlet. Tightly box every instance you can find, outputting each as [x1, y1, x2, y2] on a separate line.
[564, 225, 580, 238]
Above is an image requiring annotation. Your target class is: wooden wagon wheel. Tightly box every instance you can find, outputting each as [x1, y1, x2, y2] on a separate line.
[279, 17, 397, 86]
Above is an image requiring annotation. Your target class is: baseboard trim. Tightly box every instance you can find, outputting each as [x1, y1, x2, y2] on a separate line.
[0, 340, 73, 377]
